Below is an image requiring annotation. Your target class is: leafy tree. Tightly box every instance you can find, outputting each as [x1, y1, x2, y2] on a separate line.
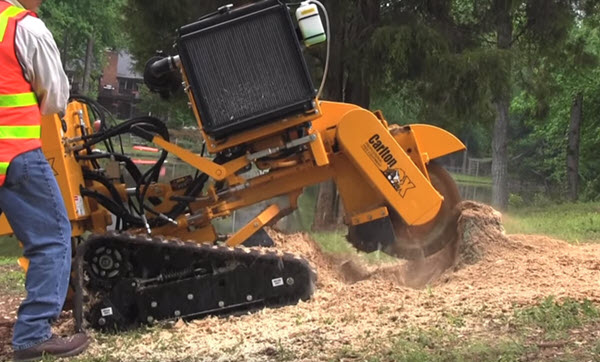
[510, 11, 600, 201]
[40, 0, 126, 95]
[122, 1, 246, 66]
[120, 0, 600, 224]
[369, 0, 581, 209]
[120, 1, 248, 127]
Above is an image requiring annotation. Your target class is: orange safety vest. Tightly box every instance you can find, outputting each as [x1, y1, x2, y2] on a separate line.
[0, 1, 41, 187]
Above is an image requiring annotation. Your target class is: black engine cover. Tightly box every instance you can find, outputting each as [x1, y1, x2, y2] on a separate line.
[178, 0, 316, 138]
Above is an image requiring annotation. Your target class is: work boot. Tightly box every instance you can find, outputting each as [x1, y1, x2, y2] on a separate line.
[13, 333, 90, 361]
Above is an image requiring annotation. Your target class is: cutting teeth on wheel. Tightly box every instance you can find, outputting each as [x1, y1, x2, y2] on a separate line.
[346, 162, 461, 260]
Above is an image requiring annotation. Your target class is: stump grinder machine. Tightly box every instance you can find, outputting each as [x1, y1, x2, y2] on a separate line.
[0, 0, 465, 331]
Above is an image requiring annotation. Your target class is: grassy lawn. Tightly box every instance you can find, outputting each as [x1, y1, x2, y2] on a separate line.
[41, 297, 599, 362]
[0, 235, 22, 258]
[0, 255, 24, 294]
[450, 172, 492, 186]
[504, 202, 600, 243]
[326, 297, 600, 362]
[0, 266, 24, 294]
[310, 230, 397, 264]
[2, 184, 599, 360]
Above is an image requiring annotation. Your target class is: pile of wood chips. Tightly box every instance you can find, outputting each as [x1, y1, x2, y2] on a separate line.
[3, 201, 600, 361]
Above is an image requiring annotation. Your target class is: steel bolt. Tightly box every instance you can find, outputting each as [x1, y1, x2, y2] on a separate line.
[187, 294, 194, 300]
[98, 317, 106, 326]
[253, 222, 259, 228]
[151, 301, 158, 308]
[174, 310, 181, 317]
[218, 301, 225, 308]
[131, 282, 137, 287]
[286, 277, 295, 286]
[246, 295, 253, 302]
[147, 316, 154, 323]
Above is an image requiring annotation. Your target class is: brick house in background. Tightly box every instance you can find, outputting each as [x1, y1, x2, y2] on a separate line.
[97, 50, 144, 119]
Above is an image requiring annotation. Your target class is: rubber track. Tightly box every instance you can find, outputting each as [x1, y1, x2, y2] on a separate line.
[74, 232, 317, 331]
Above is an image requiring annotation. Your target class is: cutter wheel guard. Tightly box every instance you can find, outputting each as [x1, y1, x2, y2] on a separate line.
[0, 0, 466, 331]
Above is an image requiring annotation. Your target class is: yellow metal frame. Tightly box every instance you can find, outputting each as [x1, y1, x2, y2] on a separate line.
[225, 204, 281, 247]
[151, 135, 229, 181]
[336, 109, 442, 225]
[349, 206, 389, 226]
[0, 93, 466, 254]
[88, 97, 465, 238]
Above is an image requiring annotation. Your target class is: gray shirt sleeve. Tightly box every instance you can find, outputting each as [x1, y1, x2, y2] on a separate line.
[14, 15, 70, 116]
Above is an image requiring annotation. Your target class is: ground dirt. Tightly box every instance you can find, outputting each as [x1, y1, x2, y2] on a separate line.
[0, 264, 21, 359]
[1, 201, 600, 361]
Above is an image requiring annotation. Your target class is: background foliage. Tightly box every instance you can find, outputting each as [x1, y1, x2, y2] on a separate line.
[38, 0, 600, 204]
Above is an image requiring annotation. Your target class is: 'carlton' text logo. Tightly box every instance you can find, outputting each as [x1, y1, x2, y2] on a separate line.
[368, 134, 398, 169]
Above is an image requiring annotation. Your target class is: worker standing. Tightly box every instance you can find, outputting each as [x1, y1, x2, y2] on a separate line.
[0, 0, 89, 360]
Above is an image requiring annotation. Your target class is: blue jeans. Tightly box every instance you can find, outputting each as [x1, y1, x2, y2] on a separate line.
[0, 148, 71, 350]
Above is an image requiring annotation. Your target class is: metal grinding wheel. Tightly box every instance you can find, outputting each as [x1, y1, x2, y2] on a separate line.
[385, 161, 461, 259]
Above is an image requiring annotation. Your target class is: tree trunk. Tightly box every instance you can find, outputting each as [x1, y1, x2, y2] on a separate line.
[566, 92, 583, 202]
[491, 0, 512, 210]
[60, 34, 69, 70]
[492, 98, 510, 209]
[312, 0, 345, 230]
[462, 140, 469, 174]
[322, 0, 346, 101]
[345, 69, 370, 108]
[312, 181, 340, 231]
[312, 0, 380, 230]
[82, 36, 95, 95]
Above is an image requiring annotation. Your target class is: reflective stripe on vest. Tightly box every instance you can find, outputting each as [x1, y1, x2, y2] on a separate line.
[0, 8, 38, 111]
[0, 161, 7, 175]
[0, 6, 25, 42]
[0, 125, 40, 139]
[0, 92, 38, 107]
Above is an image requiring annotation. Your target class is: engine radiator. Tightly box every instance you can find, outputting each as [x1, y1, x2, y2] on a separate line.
[178, 0, 316, 138]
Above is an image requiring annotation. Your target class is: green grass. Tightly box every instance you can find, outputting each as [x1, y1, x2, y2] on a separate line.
[0, 263, 25, 293]
[0, 235, 22, 257]
[310, 231, 354, 254]
[310, 231, 397, 264]
[297, 185, 396, 263]
[330, 298, 600, 361]
[297, 185, 318, 231]
[450, 172, 492, 186]
[503, 202, 600, 243]
[513, 296, 600, 340]
[0, 237, 22, 294]
[332, 327, 531, 362]
[0, 257, 18, 266]
[28, 297, 600, 362]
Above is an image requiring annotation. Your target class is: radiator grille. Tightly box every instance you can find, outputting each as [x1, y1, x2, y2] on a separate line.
[178, 1, 316, 138]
